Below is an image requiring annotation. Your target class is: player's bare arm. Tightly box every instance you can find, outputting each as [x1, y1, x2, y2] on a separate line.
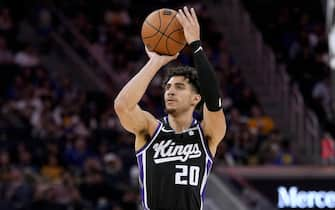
[177, 6, 226, 155]
[114, 48, 178, 150]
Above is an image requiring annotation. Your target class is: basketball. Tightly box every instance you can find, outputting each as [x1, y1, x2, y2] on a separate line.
[141, 8, 186, 55]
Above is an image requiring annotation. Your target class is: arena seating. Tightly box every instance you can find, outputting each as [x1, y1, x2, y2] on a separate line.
[0, 1, 297, 209]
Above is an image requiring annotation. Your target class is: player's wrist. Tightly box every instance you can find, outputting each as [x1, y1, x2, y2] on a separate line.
[148, 57, 165, 68]
[190, 40, 202, 53]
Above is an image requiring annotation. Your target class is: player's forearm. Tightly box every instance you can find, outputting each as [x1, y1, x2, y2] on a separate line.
[191, 40, 222, 111]
[114, 59, 163, 111]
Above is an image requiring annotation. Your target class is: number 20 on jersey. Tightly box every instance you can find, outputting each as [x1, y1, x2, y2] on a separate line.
[175, 165, 200, 186]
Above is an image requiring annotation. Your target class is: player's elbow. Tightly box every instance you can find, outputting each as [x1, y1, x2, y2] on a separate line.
[220, 124, 227, 140]
[215, 124, 226, 145]
[215, 118, 227, 142]
[114, 97, 128, 116]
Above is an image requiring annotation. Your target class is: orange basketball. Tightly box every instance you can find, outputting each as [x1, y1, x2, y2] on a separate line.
[141, 8, 186, 56]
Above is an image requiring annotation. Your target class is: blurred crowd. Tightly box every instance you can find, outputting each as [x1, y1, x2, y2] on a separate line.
[242, 0, 335, 137]
[56, 0, 294, 166]
[0, 1, 299, 210]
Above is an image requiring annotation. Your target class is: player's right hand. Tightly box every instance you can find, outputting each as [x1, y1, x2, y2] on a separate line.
[145, 46, 179, 66]
[176, 6, 200, 44]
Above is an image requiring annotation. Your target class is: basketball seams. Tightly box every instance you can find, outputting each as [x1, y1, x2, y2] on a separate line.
[153, 13, 177, 51]
[142, 9, 186, 55]
[165, 38, 171, 55]
[143, 21, 184, 46]
[157, 9, 162, 31]
[153, 11, 165, 51]
[166, 28, 185, 45]
[143, 21, 162, 39]
[165, 28, 185, 55]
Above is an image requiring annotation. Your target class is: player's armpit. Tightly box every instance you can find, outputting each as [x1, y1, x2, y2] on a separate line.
[202, 104, 226, 149]
[114, 103, 158, 136]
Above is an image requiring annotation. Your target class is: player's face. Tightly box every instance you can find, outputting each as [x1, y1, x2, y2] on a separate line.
[164, 76, 201, 114]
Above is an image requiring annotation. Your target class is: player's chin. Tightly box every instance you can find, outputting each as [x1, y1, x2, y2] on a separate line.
[165, 107, 177, 114]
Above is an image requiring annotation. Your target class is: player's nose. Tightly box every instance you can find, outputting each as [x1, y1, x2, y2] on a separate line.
[166, 87, 176, 95]
[167, 91, 175, 96]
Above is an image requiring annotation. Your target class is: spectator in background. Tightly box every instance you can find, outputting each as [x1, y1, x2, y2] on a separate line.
[17, 144, 36, 173]
[312, 76, 333, 122]
[37, 8, 52, 36]
[0, 36, 13, 64]
[41, 154, 64, 181]
[14, 44, 40, 68]
[79, 157, 118, 209]
[227, 108, 246, 136]
[229, 126, 257, 165]
[236, 87, 259, 116]
[32, 172, 85, 210]
[4, 167, 33, 209]
[103, 153, 124, 188]
[0, 151, 11, 181]
[0, 8, 14, 39]
[64, 137, 93, 169]
[321, 132, 335, 165]
[247, 105, 275, 137]
[259, 130, 295, 165]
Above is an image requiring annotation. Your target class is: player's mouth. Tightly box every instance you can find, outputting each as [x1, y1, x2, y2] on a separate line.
[167, 99, 177, 104]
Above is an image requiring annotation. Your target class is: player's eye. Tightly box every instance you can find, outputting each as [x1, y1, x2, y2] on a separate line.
[165, 84, 171, 90]
[175, 84, 185, 89]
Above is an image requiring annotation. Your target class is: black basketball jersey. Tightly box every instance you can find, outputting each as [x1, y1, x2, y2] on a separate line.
[136, 116, 213, 210]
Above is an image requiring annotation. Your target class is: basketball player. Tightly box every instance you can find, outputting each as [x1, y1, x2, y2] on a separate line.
[114, 6, 226, 210]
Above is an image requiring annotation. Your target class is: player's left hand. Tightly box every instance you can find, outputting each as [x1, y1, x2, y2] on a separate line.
[176, 6, 200, 44]
[145, 46, 179, 66]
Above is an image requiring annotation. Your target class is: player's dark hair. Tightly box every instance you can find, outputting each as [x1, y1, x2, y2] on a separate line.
[163, 66, 200, 93]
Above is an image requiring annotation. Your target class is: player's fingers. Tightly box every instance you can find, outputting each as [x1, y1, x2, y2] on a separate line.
[176, 12, 185, 26]
[178, 8, 189, 25]
[183, 6, 195, 25]
[190, 8, 199, 26]
[177, 9, 187, 26]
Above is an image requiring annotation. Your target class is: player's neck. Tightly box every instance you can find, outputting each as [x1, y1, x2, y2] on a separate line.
[167, 113, 193, 132]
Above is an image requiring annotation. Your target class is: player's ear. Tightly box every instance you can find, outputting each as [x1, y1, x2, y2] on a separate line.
[192, 94, 201, 105]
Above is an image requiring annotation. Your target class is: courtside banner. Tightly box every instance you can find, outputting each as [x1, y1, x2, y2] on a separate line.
[249, 178, 335, 210]
[217, 167, 335, 210]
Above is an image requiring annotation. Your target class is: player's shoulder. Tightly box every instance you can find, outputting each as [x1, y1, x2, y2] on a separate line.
[135, 110, 160, 137]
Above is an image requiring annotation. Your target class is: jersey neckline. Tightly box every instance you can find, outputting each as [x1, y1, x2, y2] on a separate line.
[163, 116, 198, 134]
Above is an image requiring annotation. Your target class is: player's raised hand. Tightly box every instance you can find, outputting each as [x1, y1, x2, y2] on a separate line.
[176, 6, 200, 44]
[145, 46, 179, 66]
